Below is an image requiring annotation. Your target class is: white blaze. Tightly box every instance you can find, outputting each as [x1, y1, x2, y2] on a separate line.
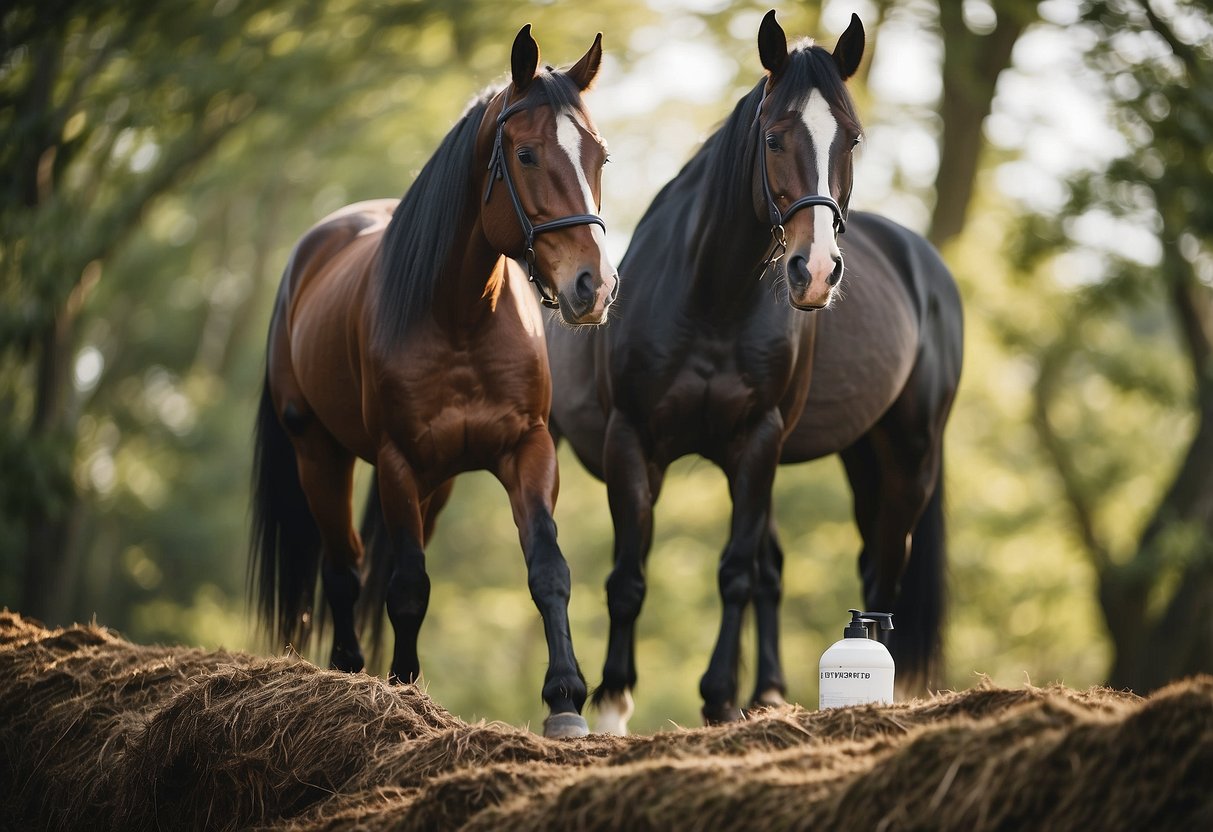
[554, 111, 612, 291]
[800, 89, 842, 278]
[556, 113, 598, 215]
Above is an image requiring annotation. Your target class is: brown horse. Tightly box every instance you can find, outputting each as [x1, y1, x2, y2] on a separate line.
[547, 12, 962, 732]
[250, 26, 616, 738]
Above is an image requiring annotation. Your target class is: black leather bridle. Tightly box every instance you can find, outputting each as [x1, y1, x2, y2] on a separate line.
[754, 87, 847, 277]
[483, 90, 606, 309]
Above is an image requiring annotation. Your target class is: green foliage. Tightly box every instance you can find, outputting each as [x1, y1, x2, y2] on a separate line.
[1002, 0, 1213, 685]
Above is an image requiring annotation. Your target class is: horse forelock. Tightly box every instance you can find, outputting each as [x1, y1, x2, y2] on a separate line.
[519, 71, 596, 132]
[766, 44, 861, 134]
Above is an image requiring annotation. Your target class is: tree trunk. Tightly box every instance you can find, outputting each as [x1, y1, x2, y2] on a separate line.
[929, 1, 1034, 248]
[1032, 254, 1213, 693]
[1103, 257, 1213, 691]
[20, 308, 79, 622]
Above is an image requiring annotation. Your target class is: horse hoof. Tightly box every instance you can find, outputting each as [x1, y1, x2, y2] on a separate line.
[543, 712, 589, 739]
[329, 647, 365, 674]
[702, 704, 744, 725]
[746, 689, 788, 713]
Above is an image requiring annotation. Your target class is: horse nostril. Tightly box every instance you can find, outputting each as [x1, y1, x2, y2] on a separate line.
[828, 255, 844, 286]
[787, 255, 810, 285]
[575, 270, 595, 305]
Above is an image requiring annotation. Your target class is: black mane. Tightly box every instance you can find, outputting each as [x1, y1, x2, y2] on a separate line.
[372, 72, 585, 348]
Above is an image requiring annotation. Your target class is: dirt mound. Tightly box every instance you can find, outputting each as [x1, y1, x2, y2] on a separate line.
[2, 609, 1209, 831]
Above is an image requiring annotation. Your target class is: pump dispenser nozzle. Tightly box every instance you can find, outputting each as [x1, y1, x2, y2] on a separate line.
[844, 609, 895, 639]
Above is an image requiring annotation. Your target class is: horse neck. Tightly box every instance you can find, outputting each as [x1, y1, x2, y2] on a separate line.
[687, 178, 773, 316]
[426, 215, 503, 335]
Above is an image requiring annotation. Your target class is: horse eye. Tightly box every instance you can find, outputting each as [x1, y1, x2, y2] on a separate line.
[765, 134, 781, 151]
[517, 148, 538, 166]
[851, 136, 863, 150]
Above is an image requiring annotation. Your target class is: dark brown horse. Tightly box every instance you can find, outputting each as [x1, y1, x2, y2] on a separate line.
[251, 26, 616, 738]
[547, 12, 963, 732]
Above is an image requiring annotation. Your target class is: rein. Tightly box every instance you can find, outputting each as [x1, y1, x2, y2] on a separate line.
[484, 90, 606, 309]
[754, 87, 846, 278]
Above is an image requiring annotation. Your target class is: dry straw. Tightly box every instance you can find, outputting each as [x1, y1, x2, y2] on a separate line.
[2, 609, 1210, 831]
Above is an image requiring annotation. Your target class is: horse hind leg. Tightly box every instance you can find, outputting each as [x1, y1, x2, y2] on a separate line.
[842, 420, 945, 697]
[292, 422, 366, 673]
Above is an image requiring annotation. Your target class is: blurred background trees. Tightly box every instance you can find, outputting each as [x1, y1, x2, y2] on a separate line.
[2, 0, 1209, 732]
[1011, 0, 1213, 691]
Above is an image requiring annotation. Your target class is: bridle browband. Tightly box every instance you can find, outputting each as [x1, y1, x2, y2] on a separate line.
[483, 88, 606, 309]
[754, 85, 847, 277]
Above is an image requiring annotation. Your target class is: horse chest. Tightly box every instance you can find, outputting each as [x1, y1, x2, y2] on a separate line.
[378, 343, 545, 476]
[641, 332, 793, 451]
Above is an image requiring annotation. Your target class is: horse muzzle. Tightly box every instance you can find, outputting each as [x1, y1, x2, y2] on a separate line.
[785, 249, 842, 310]
[558, 267, 617, 325]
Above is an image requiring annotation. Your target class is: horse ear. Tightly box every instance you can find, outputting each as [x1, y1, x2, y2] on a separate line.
[758, 10, 788, 78]
[832, 13, 865, 80]
[567, 32, 603, 91]
[512, 24, 540, 92]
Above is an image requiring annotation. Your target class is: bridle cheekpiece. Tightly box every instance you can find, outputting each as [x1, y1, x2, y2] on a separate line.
[484, 89, 606, 309]
[754, 86, 847, 277]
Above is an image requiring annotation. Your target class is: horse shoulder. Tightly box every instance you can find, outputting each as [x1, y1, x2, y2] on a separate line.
[785, 214, 925, 459]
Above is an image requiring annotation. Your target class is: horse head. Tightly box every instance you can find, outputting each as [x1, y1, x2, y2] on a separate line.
[753, 11, 864, 310]
[479, 25, 617, 326]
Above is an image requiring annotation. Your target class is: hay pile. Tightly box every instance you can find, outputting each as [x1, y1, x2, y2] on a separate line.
[3, 609, 1211, 831]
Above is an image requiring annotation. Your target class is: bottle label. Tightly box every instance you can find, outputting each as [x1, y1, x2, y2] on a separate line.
[818, 666, 894, 709]
[820, 671, 873, 679]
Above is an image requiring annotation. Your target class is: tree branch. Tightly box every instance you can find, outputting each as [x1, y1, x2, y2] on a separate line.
[1142, 0, 1202, 79]
[1031, 340, 1113, 572]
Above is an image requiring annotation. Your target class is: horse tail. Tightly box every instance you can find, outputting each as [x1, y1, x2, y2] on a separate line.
[892, 464, 948, 694]
[356, 476, 392, 667]
[249, 377, 321, 652]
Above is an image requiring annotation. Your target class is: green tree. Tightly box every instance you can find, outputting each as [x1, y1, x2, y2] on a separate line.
[1011, 0, 1213, 690]
[1, 0, 396, 618]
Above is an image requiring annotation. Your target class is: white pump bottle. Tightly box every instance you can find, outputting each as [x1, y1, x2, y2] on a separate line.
[818, 609, 895, 709]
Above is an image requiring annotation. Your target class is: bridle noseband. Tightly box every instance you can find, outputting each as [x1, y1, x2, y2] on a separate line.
[483, 90, 606, 309]
[755, 88, 847, 277]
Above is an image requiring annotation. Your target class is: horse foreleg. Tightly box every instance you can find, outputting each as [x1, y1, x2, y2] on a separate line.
[499, 426, 589, 739]
[595, 411, 664, 735]
[422, 480, 454, 544]
[294, 434, 365, 673]
[700, 411, 783, 724]
[750, 519, 788, 709]
[374, 445, 429, 685]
